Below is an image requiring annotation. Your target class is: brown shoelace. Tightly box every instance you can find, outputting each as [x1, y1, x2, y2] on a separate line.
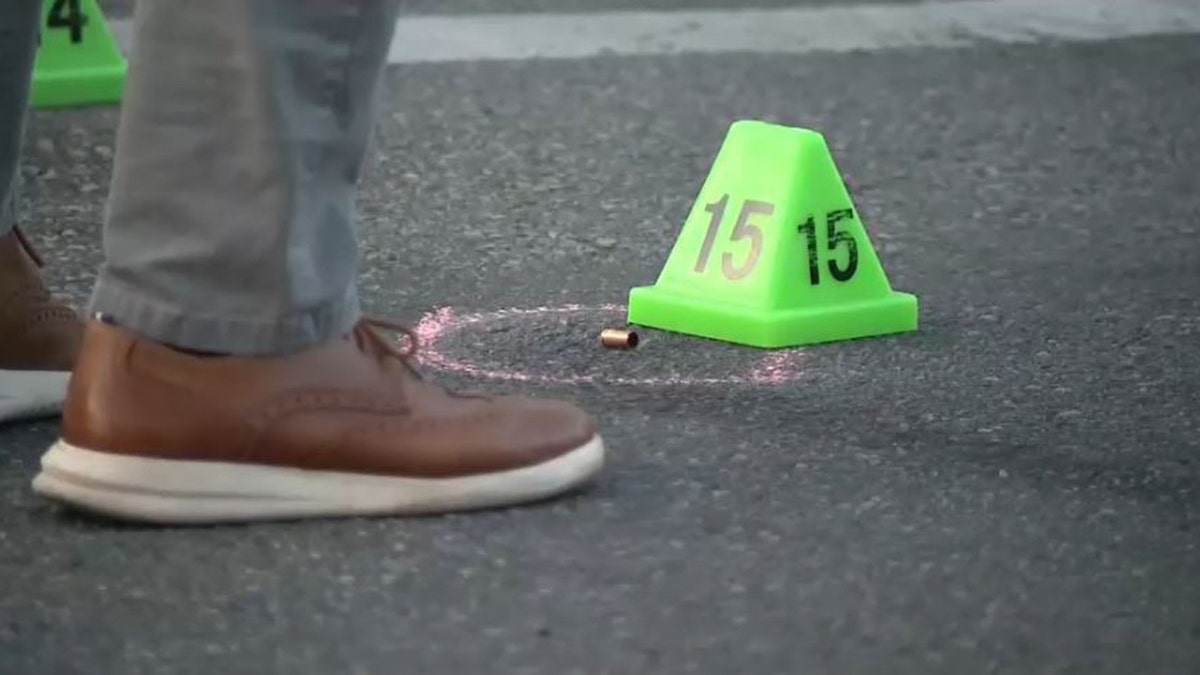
[11, 226, 45, 268]
[354, 317, 424, 379]
[356, 317, 491, 399]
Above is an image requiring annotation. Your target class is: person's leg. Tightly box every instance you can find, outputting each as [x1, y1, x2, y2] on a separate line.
[34, 0, 604, 523]
[0, 0, 39, 237]
[0, 0, 85, 425]
[90, 0, 378, 356]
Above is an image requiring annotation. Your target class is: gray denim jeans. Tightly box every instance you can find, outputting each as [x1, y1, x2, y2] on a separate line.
[0, 1, 39, 233]
[1, 0, 400, 355]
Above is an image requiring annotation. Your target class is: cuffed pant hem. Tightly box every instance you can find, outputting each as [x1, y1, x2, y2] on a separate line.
[87, 272, 362, 356]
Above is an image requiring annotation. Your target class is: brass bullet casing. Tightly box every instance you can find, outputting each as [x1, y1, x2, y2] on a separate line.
[600, 328, 639, 349]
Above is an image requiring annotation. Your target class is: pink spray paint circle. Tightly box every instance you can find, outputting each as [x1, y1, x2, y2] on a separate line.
[412, 303, 806, 388]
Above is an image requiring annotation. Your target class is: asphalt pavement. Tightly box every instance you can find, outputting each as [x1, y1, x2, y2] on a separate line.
[2, 1, 1198, 674]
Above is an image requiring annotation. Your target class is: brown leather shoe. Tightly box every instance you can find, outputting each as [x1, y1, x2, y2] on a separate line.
[32, 317, 604, 523]
[0, 226, 84, 424]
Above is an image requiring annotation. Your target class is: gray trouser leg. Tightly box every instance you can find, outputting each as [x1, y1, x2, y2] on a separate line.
[0, 0, 41, 237]
[90, 0, 400, 356]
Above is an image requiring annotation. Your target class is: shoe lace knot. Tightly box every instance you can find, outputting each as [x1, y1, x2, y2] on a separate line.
[354, 317, 491, 400]
[354, 317, 424, 379]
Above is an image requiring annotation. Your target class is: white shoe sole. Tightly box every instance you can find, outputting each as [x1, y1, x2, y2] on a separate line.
[0, 369, 71, 424]
[31, 435, 605, 524]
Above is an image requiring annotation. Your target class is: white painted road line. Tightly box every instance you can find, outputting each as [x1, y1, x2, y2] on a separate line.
[109, 0, 1200, 64]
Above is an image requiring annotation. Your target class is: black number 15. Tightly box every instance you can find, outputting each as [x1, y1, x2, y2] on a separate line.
[797, 208, 859, 285]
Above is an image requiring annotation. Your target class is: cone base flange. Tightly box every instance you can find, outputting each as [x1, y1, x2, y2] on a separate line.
[32, 65, 126, 108]
[627, 285, 918, 348]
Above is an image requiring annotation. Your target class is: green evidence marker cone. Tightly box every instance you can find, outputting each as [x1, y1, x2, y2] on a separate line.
[627, 120, 918, 348]
[31, 0, 127, 108]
